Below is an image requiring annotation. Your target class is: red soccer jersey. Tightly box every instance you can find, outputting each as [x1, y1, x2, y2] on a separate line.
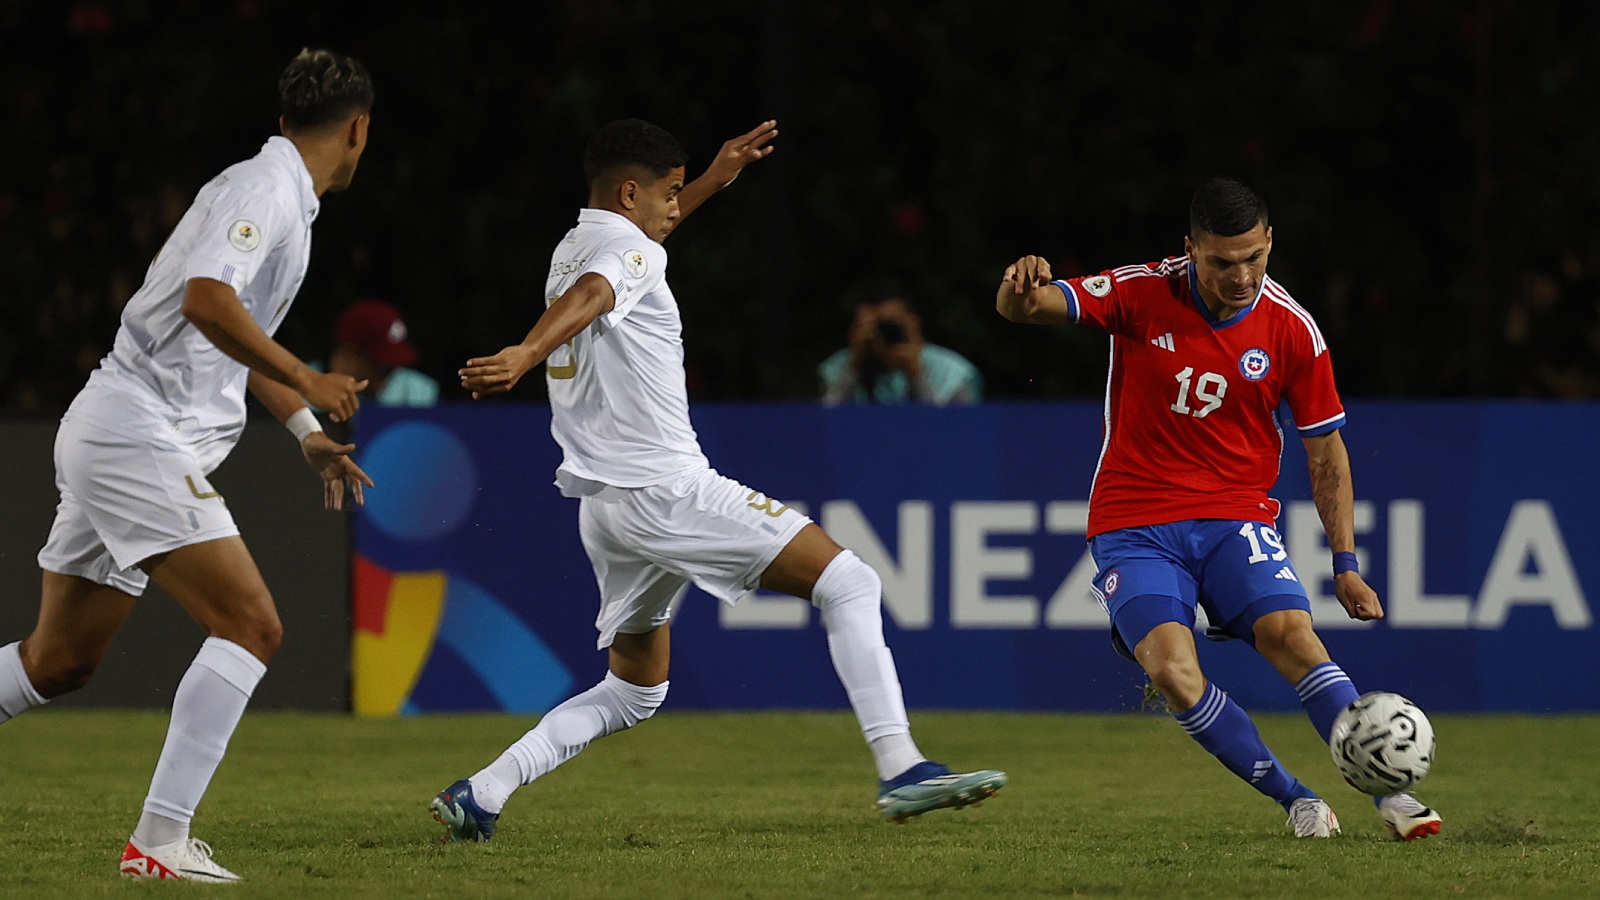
[1055, 256, 1346, 538]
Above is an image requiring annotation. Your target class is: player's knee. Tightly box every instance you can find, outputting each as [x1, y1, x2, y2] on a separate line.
[1133, 634, 1205, 709]
[1251, 608, 1322, 663]
[212, 604, 283, 663]
[604, 671, 668, 729]
[23, 641, 104, 698]
[811, 550, 881, 612]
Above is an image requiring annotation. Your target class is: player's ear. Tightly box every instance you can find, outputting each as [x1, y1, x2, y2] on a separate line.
[619, 179, 639, 211]
[348, 113, 369, 149]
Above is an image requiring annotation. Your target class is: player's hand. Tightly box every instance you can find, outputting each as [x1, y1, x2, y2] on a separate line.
[1003, 255, 1054, 294]
[460, 345, 536, 399]
[997, 255, 1070, 324]
[300, 370, 366, 423]
[1334, 572, 1385, 621]
[300, 431, 374, 511]
[704, 119, 779, 189]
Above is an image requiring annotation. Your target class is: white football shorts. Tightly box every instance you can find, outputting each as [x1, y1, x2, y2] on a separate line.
[36, 406, 239, 596]
[578, 467, 812, 648]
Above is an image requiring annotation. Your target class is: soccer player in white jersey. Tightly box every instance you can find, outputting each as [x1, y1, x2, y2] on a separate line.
[0, 49, 376, 882]
[431, 119, 1006, 842]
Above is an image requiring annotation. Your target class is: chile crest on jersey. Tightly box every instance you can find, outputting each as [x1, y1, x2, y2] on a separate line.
[1238, 347, 1271, 381]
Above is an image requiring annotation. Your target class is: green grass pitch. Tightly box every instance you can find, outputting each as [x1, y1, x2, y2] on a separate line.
[1, 709, 1595, 898]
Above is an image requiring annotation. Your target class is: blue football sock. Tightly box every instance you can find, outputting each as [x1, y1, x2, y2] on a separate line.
[1294, 661, 1358, 743]
[1175, 682, 1315, 811]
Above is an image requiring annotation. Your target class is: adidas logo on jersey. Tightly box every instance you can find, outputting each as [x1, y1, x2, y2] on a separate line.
[1150, 333, 1175, 351]
[1274, 567, 1298, 582]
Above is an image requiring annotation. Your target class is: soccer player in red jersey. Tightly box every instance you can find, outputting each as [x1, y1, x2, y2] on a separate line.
[997, 177, 1440, 841]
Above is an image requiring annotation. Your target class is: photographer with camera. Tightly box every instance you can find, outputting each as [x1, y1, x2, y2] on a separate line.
[818, 281, 982, 406]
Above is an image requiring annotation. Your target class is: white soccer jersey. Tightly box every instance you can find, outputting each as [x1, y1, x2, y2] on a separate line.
[79, 135, 319, 471]
[544, 208, 708, 492]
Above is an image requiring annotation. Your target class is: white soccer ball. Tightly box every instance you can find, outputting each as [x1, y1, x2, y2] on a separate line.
[1329, 691, 1435, 795]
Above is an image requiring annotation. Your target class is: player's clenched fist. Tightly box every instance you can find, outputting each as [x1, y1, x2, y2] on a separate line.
[301, 370, 366, 422]
[1003, 255, 1054, 293]
[996, 255, 1069, 325]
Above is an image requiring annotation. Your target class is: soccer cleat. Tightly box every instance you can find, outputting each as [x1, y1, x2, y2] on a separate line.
[1286, 797, 1341, 838]
[1378, 792, 1442, 842]
[119, 836, 242, 883]
[876, 760, 1007, 824]
[431, 778, 499, 842]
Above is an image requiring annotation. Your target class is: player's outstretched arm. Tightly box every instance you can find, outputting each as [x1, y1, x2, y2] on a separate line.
[996, 255, 1071, 325]
[668, 119, 778, 237]
[1303, 429, 1384, 621]
[182, 277, 367, 421]
[247, 372, 374, 510]
[459, 272, 617, 399]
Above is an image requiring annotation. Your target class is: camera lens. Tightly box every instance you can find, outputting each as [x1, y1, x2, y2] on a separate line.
[876, 319, 908, 344]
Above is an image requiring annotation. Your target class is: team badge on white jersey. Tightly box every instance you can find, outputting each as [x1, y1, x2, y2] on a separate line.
[1082, 275, 1112, 297]
[1239, 347, 1271, 381]
[624, 250, 648, 278]
[228, 220, 261, 252]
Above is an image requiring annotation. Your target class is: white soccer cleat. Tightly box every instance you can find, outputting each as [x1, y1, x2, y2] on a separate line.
[1378, 792, 1442, 842]
[1286, 797, 1341, 838]
[120, 836, 242, 883]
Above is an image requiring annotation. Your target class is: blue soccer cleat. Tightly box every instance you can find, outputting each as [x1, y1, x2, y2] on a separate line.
[431, 778, 499, 842]
[876, 760, 1008, 823]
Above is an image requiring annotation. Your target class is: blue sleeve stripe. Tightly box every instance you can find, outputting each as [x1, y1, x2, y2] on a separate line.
[1051, 279, 1079, 323]
[1297, 412, 1347, 436]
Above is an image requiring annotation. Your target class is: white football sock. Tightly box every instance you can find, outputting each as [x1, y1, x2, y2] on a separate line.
[812, 550, 925, 780]
[0, 642, 46, 723]
[469, 671, 667, 814]
[133, 638, 266, 848]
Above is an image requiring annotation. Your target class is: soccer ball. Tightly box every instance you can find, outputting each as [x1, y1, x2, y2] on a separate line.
[1329, 691, 1435, 795]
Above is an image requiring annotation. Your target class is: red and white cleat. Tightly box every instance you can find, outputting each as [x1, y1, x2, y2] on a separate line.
[120, 836, 242, 883]
[1379, 793, 1443, 842]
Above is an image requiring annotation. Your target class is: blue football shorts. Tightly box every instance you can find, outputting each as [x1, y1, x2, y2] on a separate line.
[1088, 519, 1312, 661]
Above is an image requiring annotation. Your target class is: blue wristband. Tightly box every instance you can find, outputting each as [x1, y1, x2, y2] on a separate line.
[1332, 552, 1359, 576]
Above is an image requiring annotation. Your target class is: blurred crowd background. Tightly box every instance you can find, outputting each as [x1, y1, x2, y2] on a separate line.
[4, 0, 1599, 414]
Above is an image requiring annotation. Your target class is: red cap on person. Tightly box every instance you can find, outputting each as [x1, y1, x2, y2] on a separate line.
[335, 299, 418, 368]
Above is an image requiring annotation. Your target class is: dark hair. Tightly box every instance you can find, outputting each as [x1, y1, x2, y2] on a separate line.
[855, 273, 913, 309]
[279, 48, 374, 132]
[1189, 176, 1268, 238]
[583, 119, 688, 185]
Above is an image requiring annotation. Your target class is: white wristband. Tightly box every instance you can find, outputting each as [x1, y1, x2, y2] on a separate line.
[286, 407, 323, 442]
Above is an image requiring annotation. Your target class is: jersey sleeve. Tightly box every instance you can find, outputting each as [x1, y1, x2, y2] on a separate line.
[583, 238, 669, 327]
[1050, 269, 1132, 335]
[181, 183, 294, 294]
[1281, 321, 1347, 437]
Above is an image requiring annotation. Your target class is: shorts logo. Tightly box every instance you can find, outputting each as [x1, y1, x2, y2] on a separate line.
[1239, 347, 1271, 381]
[624, 250, 648, 278]
[745, 490, 789, 518]
[228, 220, 260, 252]
[1082, 275, 1112, 298]
[1103, 570, 1121, 596]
